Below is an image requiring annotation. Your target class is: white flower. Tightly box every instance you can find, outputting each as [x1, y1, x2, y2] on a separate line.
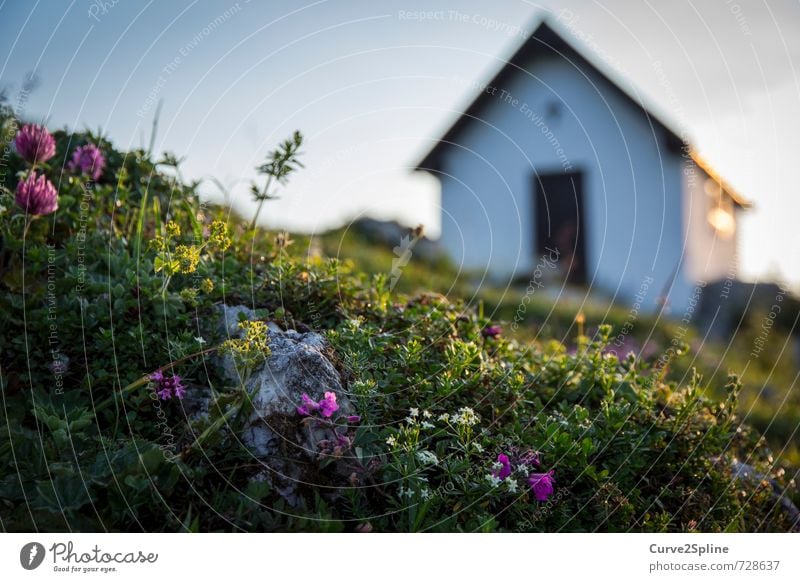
[472, 443, 484, 453]
[422, 410, 432, 419]
[420, 487, 431, 500]
[385, 435, 397, 447]
[194, 336, 206, 345]
[438, 413, 450, 422]
[515, 464, 530, 477]
[506, 478, 519, 493]
[420, 421, 435, 430]
[485, 473, 501, 488]
[409, 407, 419, 417]
[454, 407, 479, 427]
[416, 450, 439, 465]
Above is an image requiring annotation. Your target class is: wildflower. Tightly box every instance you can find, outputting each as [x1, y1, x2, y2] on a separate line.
[200, 278, 214, 293]
[528, 471, 555, 502]
[385, 435, 398, 447]
[409, 407, 419, 417]
[221, 320, 272, 371]
[346, 415, 361, 423]
[416, 450, 439, 465]
[67, 143, 106, 181]
[275, 231, 293, 249]
[194, 336, 206, 345]
[493, 453, 512, 480]
[506, 478, 519, 493]
[14, 123, 56, 164]
[482, 324, 503, 339]
[150, 369, 187, 400]
[174, 244, 201, 274]
[165, 220, 181, 238]
[149, 235, 166, 252]
[420, 421, 435, 430]
[15, 172, 58, 216]
[438, 413, 450, 422]
[422, 410, 432, 419]
[296, 393, 320, 416]
[485, 473, 502, 488]
[420, 487, 431, 500]
[209, 220, 231, 251]
[318, 391, 339, 418]
[179, 287, 199, 306]
[515, 464, 531, 477]
[453, 407, 479, 427]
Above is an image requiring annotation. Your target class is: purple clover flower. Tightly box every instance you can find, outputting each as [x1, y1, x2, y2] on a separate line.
[150, 369, 187, 400]
[297, 391, 341, 418]
[68, 143, 106, 181]
[528, 471, 555, 501]
[297, 393, 321, 416]
[482, 324, 503, 339]
[15, 172, 58, 216]
[493, 453, 512, 480]
[319, 391, 339, 418]
[14, 124, 56, 164]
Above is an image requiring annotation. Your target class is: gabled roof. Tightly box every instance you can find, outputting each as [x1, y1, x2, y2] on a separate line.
[415, 17, 750, 208]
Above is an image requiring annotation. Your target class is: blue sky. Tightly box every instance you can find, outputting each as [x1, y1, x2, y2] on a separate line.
[1, 0, 799, 286]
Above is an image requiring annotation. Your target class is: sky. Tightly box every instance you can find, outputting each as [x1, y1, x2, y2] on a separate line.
[1, 0, 799, 286]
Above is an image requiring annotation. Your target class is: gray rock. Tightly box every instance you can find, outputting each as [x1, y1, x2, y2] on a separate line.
[218, 304, 258, 337]
[214, 304, 354, 506]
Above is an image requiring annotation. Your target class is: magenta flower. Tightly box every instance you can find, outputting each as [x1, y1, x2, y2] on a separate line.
[16, 172, 58, 216]
[68, 143, 106, 181]
[482, 325, 503, 339]
[296, 393, 320, 416]
[346, 415, 361, 423]
[14, 124, 56, 164]
[528, 471, 555, 501]
[150, 370, 186, 400]
[319, 391, 339, 418]
[493, 453, 512, 480]
[297, 391, 340, 418]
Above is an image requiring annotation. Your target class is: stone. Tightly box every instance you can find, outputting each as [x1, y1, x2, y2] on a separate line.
[214, 304, 355, 506]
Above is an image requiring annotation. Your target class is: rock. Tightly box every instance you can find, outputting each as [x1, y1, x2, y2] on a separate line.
[218, 304, 258, 337]
[731, 459, 800, 531]
[214, 304, 355, 506]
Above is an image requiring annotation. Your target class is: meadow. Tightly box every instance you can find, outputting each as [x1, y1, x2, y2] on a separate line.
[0, 107, 797, 531]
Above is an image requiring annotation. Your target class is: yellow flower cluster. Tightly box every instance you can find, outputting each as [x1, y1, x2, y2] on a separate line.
[165, 220, 181, 238]
[209, 220, 231, 251]
[174, 244, 201, 274]
[220, 320, 272, 374]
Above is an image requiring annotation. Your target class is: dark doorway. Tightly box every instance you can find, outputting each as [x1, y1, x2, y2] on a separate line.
[533, 171, 587, 284]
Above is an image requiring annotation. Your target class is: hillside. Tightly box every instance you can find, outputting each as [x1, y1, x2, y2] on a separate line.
[0, 112, 797, 532]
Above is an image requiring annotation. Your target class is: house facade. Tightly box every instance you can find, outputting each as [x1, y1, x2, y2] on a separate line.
[416, 19, 748, 314]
